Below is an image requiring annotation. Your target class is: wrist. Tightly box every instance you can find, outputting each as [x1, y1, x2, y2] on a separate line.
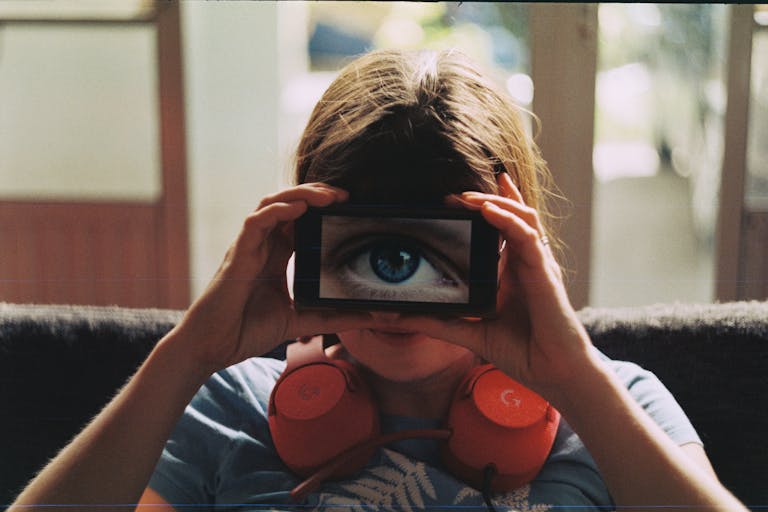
[152, 327, 219, 387]
[537, 348, 614, 415]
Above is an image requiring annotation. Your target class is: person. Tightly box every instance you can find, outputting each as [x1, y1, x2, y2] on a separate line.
[11, 49, 747, 512]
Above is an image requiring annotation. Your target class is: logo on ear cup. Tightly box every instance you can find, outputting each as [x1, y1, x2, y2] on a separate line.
[299, 383, 321, 401]
[500, 389, 522, 408]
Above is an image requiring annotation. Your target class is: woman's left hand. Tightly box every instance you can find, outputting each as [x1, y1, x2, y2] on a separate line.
[393, 173, 594, 396]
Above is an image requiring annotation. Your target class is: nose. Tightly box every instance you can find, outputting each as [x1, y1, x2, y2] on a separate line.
[370, 311, 401, 323]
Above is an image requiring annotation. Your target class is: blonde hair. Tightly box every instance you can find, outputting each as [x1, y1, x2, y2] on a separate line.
[294, 49, 561, 252]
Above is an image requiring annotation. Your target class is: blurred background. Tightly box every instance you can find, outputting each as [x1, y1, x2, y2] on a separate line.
[0, 1, 766, 310]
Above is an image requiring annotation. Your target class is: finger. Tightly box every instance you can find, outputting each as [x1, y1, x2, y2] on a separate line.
[480, 201, 547, 272]
[497, 172, 525, 203]
[450, 191, 562, 289]
[447, 192, 560, 288]
[444, 193, 480, 210]
[477, 194, 562, 277]
[444, 173, 524, 208]
[222, 201, 308, 283]
[287, 308, 486, 355]
[495, 175, 562, 277]
[258, 183, 348, 210]
[285, 309, 375, 341]
[385, 314, 489, 355]
[459, 192, 544, 235]
[242, 201, 308, 247]
[481, 201, 567, 322]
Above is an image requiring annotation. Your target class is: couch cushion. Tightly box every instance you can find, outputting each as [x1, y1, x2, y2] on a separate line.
[1, 301, 766, 507]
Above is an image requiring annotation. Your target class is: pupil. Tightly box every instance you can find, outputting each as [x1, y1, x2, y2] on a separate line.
[369, 244, 420, 283]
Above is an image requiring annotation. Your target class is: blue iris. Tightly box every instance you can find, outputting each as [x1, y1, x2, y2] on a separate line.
[369, 243, 421, 283]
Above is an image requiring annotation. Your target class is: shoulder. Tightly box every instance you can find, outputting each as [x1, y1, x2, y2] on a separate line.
[595, 347, 672, 397]
[159, 356, 286, 443]
[597, 350, 702, 446]
[209, 356, 286, 400]
[149, 357, 292, 505]
[213, 355, 286, 388]
[599, 350, 679, 407]
[193, 357, 286, 423]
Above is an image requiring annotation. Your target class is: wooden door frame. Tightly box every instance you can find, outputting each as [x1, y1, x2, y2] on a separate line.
[530, 3, 599, 310]
[155, 1, 190, 308]
[715, 5, 758, 301]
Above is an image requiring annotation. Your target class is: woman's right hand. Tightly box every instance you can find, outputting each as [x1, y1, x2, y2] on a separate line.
[168, 183, 368, 375]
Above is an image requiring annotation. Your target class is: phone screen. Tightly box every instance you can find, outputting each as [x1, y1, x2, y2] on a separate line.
[319, 215, 472, 303]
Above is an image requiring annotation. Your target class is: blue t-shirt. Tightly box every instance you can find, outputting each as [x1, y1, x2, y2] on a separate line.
[148, 354, 701, 511]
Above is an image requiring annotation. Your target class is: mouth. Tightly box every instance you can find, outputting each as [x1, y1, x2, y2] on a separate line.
[367, 328, 425, 346]
[370, 327, 417, 335]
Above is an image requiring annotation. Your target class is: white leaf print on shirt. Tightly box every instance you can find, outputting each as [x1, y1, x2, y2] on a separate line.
[455, 484, 553, 512]
[315, 449, 436, 512]
[313, 449, 553, 512]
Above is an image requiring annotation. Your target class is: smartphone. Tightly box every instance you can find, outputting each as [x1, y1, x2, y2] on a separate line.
[293, 205, 499, 317]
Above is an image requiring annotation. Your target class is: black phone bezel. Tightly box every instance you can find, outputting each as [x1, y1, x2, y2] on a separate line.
[293, 205, 499, 317]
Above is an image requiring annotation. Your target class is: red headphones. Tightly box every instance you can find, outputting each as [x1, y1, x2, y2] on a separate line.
[268, 337, 560, 500]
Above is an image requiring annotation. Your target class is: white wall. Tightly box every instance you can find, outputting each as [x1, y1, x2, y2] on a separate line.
[181, 2, 284, 298]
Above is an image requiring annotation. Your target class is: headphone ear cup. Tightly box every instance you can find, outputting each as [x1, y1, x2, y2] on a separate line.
[442, 365, 560, 491]
[268, 360, 379, 478]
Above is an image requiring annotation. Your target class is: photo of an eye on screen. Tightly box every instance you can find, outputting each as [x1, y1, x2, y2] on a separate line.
[320, 216, 471, 303]
[293, 206, 499, 316]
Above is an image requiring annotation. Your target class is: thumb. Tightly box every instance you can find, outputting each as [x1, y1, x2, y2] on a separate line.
[392, 314, 487, 354]
[285, 309, 376, 341]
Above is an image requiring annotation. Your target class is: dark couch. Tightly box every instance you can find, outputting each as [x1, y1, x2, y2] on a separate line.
[1, 301, 767, 508]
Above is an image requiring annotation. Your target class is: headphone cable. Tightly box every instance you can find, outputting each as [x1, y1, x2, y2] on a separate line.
[482, 463, 499, 512]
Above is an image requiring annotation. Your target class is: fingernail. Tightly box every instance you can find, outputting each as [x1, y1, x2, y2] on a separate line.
[446, 195, 475, 208]
[503, 173, 518, 189]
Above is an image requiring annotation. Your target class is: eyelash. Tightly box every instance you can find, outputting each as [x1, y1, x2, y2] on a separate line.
[329, 234, 463, 287]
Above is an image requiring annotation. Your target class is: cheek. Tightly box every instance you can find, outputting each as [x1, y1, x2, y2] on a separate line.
[336, 330, 365, 353]
[336, 330, 376, 366]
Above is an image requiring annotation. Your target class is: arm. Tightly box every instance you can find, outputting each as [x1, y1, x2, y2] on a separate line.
[550, 353, 742, 511]
[137, 487, 177, 511]
[400, 173, 747, 511]
[681, 443, 719, 480]
[9, 183, 370, 511]
[8, 246, 238, 509]
[9, 332, 210, 511]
